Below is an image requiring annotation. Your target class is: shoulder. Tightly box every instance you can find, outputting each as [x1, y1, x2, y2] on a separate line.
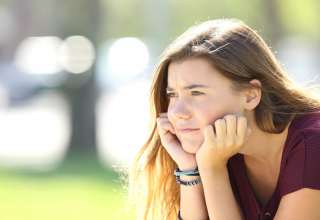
[284, 111, 320, 154]
[275, 113, 320, 219]
[279, 112, 320, 197]
[290, 111, 320, 133]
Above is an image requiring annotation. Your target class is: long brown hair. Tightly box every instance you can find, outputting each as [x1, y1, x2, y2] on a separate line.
[127, 18, 320, 220]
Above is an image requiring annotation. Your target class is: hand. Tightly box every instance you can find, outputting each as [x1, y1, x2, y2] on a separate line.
[196, 114, 252, 170]
[156, 113, 197, 169]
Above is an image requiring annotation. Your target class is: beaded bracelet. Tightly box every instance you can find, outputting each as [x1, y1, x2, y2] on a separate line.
[176, 175, 202, 186]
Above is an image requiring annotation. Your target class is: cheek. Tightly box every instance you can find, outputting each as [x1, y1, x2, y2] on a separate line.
[193, 97, 243, 127]
[167, 107, 175, 123]
[192, 102, 222, 127]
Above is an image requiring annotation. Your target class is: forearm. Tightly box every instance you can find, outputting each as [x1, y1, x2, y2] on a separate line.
[179, 175, 209, 220]
[199, 165, 244, 220]
[177, 163, 209, 220]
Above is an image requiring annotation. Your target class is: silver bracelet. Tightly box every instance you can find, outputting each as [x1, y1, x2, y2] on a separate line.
[174, 166, 199, 177]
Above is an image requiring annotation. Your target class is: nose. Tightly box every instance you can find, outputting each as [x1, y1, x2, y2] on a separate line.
[168, 99, 191, 120]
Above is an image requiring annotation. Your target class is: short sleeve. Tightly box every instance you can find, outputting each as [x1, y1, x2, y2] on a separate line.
[279, 130, 320, 197]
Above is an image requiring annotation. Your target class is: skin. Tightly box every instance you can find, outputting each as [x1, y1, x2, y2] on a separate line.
[155, 57, 257, 219]
[157, 58, 320, 220]
[156, 57, 320, 219]
[157, 57, 285, 169]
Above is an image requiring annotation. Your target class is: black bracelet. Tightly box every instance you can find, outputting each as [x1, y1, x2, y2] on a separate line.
[176, 175, 202, 186]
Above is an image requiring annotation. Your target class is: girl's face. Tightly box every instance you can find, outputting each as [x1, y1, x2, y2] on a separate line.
[167, 57, 247, 154]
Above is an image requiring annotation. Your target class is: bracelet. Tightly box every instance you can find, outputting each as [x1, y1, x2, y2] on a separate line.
[174, 166, 199, 177]
[176, 175, 202, 186]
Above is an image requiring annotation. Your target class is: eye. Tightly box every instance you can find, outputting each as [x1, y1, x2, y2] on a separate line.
[191, 91, 204, 96]
[166, 92, 177, 98]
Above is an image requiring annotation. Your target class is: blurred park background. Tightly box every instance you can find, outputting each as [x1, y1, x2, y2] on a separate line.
[0, 0, 320, 219]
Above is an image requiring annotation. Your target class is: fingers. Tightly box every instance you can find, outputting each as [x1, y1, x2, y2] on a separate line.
[224, 115, 237, 138]
[224, 115, 237, 146]
[207, 114, 251, 148]
[156, 112, 175, 135]
[156, 118, 175, 135]
[236, 116, 249, 145]
[214, 119, 226, 148]
[156, 112, 188, 164]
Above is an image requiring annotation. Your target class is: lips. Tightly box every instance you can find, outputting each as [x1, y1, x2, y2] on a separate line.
[176, 128, 200, 133]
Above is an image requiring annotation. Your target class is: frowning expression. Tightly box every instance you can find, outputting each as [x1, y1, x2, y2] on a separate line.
[167, 57, 246, 153]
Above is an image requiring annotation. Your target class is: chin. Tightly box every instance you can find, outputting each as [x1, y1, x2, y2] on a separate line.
[181, 140, 202, 154]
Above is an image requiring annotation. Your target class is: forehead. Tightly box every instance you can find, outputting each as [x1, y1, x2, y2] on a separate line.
[167, 57, 230, 88]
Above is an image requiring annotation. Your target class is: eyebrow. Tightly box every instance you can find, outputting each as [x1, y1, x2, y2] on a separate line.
[166, 84, 210, 91]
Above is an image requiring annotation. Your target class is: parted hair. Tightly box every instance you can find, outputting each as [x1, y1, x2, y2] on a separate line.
[127, 18, 320, 220]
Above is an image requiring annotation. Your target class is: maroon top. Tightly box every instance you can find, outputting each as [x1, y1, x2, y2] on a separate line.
[227, 112, 320, 220]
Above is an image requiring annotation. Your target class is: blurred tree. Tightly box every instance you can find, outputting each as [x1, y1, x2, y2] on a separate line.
[13, 0, 101, 158]
[3, 0, 102, 164]
[260, 0, 285, 46]
[143, 0, 170, 56]
[58, 0, 102, 160]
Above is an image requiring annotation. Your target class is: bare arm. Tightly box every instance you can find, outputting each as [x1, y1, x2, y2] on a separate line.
[199, 165, 244, 220]
[156, 114, 209, 220]
[179, 164, 209, 220]
[274, 188, 320, 220]
[195, 115, 251, 220]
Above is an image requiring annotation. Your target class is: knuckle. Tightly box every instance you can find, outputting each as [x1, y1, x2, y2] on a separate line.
[235, 138, 243, 146]
[238, 116, 247, 123]
[215, 119, 222, 126]
[226, 139, 235, 147]
[224, 114, 235, 121]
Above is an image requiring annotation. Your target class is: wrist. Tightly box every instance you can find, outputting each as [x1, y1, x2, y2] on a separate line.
[178, 162, 197, 170]
[174, 166, 201, 186]
[179, 175, 201, 181]
[174, 166, 199, 177]
[197, 160, 228, 172]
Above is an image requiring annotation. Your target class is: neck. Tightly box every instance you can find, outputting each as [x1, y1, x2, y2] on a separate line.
[239, 113, 292, 165]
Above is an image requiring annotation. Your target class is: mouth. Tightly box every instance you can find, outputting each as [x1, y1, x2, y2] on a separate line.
[177, 128, 200, 134]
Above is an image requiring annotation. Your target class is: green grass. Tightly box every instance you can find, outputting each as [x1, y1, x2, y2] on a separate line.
[0, 156, 134, 220]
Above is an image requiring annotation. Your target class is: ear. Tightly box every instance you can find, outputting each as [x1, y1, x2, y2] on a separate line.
[243, 79, 262, 111]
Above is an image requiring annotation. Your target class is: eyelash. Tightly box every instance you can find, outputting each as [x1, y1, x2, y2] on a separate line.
[166, 91, 204, 98]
